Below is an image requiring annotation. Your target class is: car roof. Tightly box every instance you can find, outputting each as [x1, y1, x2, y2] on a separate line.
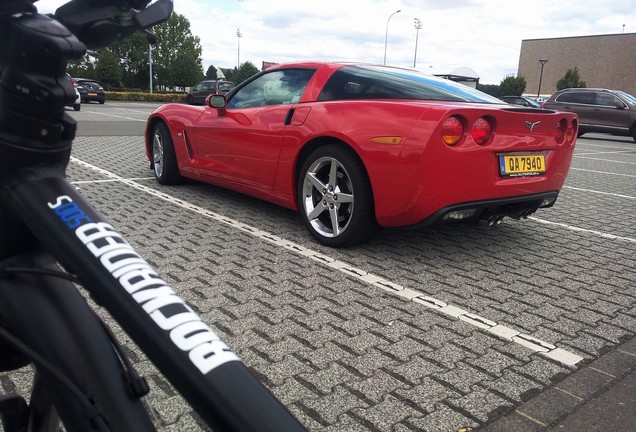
[556, 88, 615, 93]
[259, 61, 503, 104]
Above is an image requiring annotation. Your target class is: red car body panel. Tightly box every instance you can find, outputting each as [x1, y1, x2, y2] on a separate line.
[146, 62, 577, 228]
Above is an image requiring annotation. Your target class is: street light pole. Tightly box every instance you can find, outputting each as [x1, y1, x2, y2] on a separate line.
[148, 43, 153, 94]
[236, 28, 242, 68]
[413, 18, 422, 68]
[383, 10, 401, 65]
[537, 59, 548, 99]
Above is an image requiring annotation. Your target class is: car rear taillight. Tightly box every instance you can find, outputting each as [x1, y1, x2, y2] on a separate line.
[566, 119, 577, 143]
[441, 116, 464, 146]
[471, 117, 493, 145]
[554, 119, 567, 144]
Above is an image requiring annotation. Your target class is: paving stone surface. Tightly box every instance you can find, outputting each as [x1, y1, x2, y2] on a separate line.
[1, 104, 635, 431]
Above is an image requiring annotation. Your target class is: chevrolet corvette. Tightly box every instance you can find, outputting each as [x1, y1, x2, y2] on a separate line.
[145, 62, 578, 247]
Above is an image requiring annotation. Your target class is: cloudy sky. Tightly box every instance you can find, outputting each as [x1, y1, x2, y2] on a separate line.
[35, 0, 635, 84]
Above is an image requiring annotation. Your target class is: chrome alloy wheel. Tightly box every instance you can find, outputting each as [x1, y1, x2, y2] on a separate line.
[152, 128, 165, 179]
[301, 156, 355, 238]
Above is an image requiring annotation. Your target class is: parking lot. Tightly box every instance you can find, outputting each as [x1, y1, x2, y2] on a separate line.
[8, 101, 636, 431]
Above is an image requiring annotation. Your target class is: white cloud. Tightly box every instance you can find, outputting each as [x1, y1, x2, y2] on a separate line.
[34, 0, 636, 84]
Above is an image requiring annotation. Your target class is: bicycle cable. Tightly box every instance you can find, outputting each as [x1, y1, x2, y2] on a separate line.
[0, 265, 150, 398]
[0, 326, 111, 431]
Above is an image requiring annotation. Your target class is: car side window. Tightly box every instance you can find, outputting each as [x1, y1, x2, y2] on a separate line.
[596, 93, 621, 107]
[227, 69, 316, 108]
[556, 92, 594, 105]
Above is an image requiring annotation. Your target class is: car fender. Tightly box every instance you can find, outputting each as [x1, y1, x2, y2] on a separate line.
[145, 104, 206, 179]
[275, 101, 435, 222]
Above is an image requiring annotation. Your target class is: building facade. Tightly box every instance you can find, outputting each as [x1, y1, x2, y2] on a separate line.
[518, 33, 636, 99]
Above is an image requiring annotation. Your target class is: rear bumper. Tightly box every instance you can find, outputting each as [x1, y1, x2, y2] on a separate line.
[406, 191, 559, 229]
[80, 93, 105, 102]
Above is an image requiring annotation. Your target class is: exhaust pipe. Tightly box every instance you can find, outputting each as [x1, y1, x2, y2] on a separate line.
[481, 214, 505, 226]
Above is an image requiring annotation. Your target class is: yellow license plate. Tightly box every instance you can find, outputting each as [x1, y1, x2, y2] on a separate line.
[88, 92, 98, 96]
[499, 154, 546, 177]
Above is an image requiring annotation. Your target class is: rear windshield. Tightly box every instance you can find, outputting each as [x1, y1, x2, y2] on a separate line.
[218, 82, 234, 92]
[318, 65, 501, 103]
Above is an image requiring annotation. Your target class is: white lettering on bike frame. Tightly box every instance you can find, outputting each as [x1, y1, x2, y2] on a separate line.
[48, 195, 239, 374]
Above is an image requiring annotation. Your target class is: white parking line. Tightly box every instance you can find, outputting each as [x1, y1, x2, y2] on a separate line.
[574, 150, 636, 156]
[575, 142, 632, 150]
[570, 167, 636, 178]
[70, 156, 585, 367]
[563, 186, 635, 200]
[574, 156, 636, 165]
[113, 107, 156, 115]
[529, 217, 636, 243]
[81, 110, 146, 121]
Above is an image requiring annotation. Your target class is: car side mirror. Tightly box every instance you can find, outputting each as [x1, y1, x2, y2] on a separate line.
[207, 94, 227, 109]
[615, 101, 625, 109]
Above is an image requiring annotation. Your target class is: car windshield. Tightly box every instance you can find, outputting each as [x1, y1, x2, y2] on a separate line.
[616, 90, 636, 107]
[318, 65, 502, 103]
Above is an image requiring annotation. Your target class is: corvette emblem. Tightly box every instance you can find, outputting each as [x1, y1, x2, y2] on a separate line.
[525, 120, 541, 132]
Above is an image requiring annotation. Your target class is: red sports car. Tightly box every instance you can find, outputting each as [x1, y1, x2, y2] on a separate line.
[145, 62, 577, 247]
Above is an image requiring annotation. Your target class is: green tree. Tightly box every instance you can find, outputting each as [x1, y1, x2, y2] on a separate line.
[205, 65, 218, 79]
[94, 49, 123, 89]
[152, 13, 203, 89]
[477, 83, 500, 97]
[557, 67, 587, 90]
[499, 75, 526, 96]
[110, 31, 150, 89]
[172, 51, 203, 87]
[231, 61, 259, 85]
[67, 52, 97, 79]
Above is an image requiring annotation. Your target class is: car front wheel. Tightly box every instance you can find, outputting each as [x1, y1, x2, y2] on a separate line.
[297, 145, 377, 247]
[152, 122, 182, 185]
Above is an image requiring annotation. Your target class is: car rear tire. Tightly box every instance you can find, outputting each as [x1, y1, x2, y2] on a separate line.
[297, 145, 377, 247]
[73, 103, 80, 111]
[152, 122, 182, 185]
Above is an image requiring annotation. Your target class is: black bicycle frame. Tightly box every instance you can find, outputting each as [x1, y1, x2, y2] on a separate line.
[0, 2, 305, 431]
[4, 160, 305, 432]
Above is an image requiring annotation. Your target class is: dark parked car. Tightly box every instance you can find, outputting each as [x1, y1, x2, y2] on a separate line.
[542, 88, 636, 141]
[74, 78, 105, 104]
[187, 80, 235, 105]
[501, 95, 542, 108]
